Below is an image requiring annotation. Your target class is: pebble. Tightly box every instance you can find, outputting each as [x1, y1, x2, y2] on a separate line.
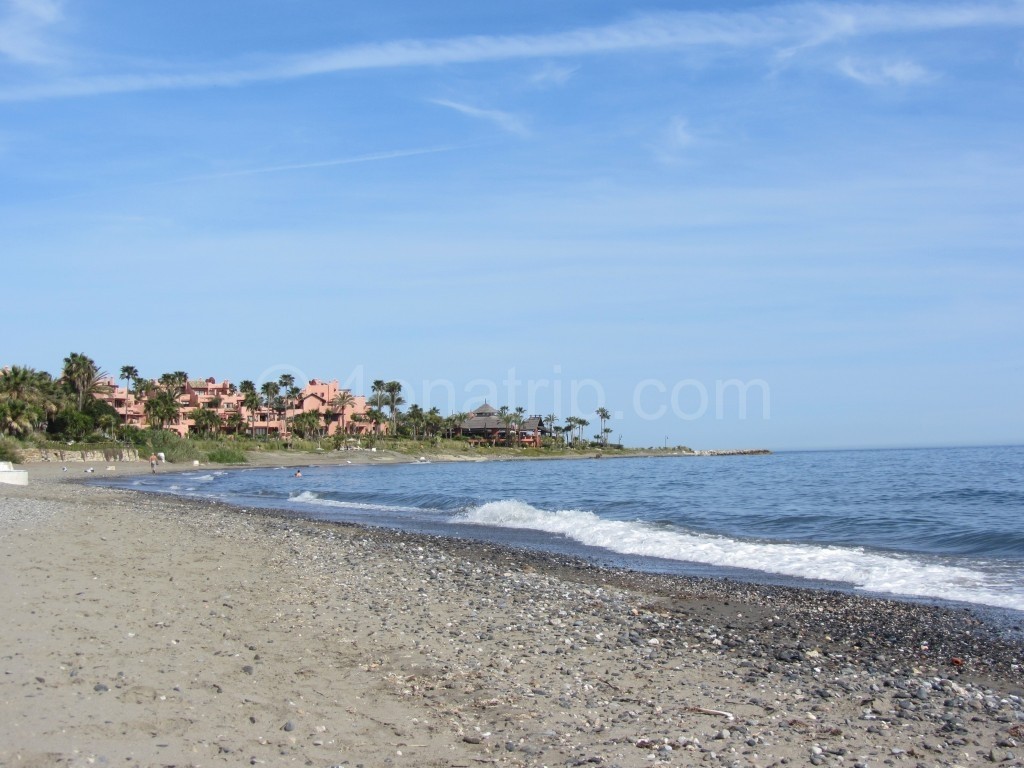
[10, 476, 1023, 768]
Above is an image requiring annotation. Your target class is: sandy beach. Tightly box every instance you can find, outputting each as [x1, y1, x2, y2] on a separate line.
[2, 458, 1023, 767]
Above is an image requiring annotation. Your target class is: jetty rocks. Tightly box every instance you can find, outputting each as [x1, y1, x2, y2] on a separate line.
[690, 448, 773, 456]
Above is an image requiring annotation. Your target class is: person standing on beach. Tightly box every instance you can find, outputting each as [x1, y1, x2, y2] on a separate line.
[149, 453, 157, 473]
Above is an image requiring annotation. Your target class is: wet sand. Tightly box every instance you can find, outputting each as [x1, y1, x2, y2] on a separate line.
[1, 459, 1022, 767]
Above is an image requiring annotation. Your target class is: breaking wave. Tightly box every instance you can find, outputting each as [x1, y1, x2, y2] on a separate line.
[454, 499, 1024, 612]
[288, 489, 434, 516]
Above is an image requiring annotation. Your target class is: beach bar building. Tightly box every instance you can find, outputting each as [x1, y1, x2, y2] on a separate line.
[458, 403, 547, 448]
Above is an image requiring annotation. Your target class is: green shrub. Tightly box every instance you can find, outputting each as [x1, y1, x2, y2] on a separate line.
[136, 430, 201, 463]
[206, 446, 248, 464]
[118, 425, 146, 446]
[47, 408, 94, 441]
[162, 441, 202, 463]
[0, 438, 23, 464]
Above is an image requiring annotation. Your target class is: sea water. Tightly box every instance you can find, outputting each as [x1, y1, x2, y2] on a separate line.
[99, 445, 1024, 614]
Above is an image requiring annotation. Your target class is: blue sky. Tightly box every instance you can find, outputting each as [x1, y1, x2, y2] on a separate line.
[1, 1, 1022, 450]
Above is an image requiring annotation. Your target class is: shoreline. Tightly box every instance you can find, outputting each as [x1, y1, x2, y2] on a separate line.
[10, 442, 772, 470]
[3, 468, 1024, 766]
[22, 453, 1024, 623]
[66, 454, 1024, 623]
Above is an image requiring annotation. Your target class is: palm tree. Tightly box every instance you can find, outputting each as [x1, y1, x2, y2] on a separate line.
[97, 413, 118, 439]
[259, 382, 279, 404]
[285, 385, 301, 435]
[595, 407, 611, 446]
[0, 366, 57, 431]
[404, 404, 425, 439]
[0, 365, 45, 401]
[425, 407, 443, 443]
[190, 406, 221, 437]
[446, 412, 468, 439]
[368, 380, 388, 434]
[291, 411, 327, 448]
[241, 391, 261, 439]
[62, 352, 105, 411]
[290, 410, 317, 438]
[259, 382, 280, 439]
[150, 372, 188, 431]
[120, 365, 139, 429]
[552, 425, 567, 446]
[272, 395, 287, 437]
[144, 391, 179, 431]
[0, 399, 37, 436]
[225, 411, 245, 436]
[562, 416, 578, 446]
[384, 381, 404, 435]
[365, 407, 387, 441]
[497, 405, 512, 446]
[135, 379, 156, 400]
[370, 379, 387, 405]
[332, 391, 355, 435]
[562, 416, 590, 447]
[511, 406, 526, 447]
[545, 413, 558, 442]
[278, 374, 296, 435]
[158, 371, 188, 396]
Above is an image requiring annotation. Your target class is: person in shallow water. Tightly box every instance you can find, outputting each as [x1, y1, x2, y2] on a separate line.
[293, 470, 302, 478]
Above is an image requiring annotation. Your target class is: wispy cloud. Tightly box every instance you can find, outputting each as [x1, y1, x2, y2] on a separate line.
[655, 116, 696, 165]
[431, 98, 529, 137]
[183, 145, 462, 180]
[528, 62, 578, 88]
[0, 0, 63, 66]
[2, 2, 1023, 101]
[838, 57, 932, 86]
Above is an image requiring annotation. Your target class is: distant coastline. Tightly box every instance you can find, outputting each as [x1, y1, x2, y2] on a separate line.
[13, 445, 772, 471]
[1, 353, 772, 468]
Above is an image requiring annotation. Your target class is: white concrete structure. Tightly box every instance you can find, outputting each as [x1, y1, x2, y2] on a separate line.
[0, 461, 28, 486]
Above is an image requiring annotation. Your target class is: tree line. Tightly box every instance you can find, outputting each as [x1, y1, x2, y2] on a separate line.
[0, 353, 120, 442]
[0, 354, 617, 448]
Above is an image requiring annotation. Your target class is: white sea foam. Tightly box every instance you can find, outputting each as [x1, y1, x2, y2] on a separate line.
[455, 500, 1024, 612]
[288, 490, 430, 515]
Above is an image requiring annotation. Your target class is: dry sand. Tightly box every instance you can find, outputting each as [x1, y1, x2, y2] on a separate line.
[1, 458, 1023, 767]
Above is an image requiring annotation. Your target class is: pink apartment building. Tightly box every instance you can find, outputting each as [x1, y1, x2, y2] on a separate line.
[98, 377, 378, 439]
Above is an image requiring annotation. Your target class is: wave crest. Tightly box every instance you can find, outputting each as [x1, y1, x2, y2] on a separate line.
[455, 500, 1024, 611]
